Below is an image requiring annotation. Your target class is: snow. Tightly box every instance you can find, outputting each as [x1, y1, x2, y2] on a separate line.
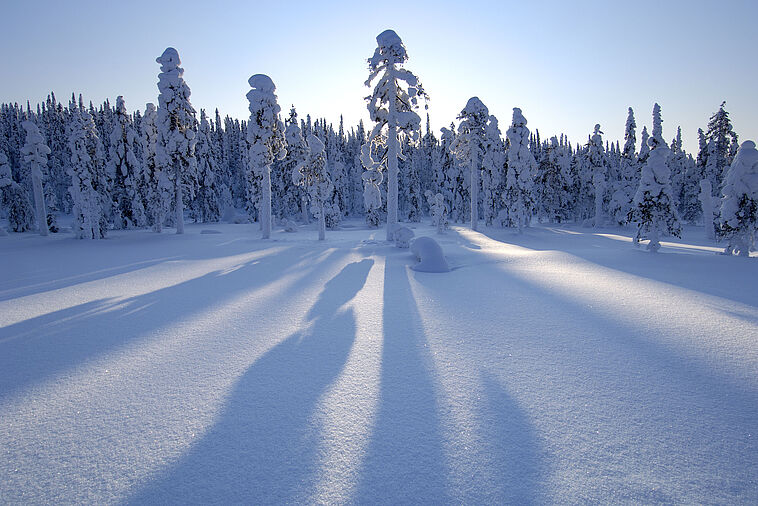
[0, 221, 756, 503]
[410, 235, 449, 272]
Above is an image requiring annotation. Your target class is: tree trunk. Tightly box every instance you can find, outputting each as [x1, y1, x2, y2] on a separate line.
[261, 164, 271, 239]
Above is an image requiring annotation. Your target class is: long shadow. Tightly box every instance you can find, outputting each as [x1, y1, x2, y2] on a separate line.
[422, 250, 758, 501]
[476, 372, 546, 504]
[127, 259, 374, 504]
[0, 247, 348, 404]
[353, 252, 450, 502]
[475, 226, 758, 308]
[0, 229, 296, 302]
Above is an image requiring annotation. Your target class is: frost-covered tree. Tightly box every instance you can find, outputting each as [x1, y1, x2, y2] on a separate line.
[360, 142, 384, 228]
[481, 115, 505, 225]
[425, 189, 447, 234]
[283, 107, 309, 223]
[155, 47, 197, 235]
[365, 29, 426, 240]
[504, 108, 537, 232]
[439, 125, 467, 223]
[719, 140, 758, 256]
[192, 110, 222, 223]
[246, 74, 286, 239]
[536, 136, 573, 223]
[294, 134, 332, 240]
[0, 150, 34, 232]
[451, 97, 489, 231]
[703, 101, 739, 195]
[142, 103, 171, 231]
[588, 124, 608, 227]
[668, 126, 687, 214]
[21, 121, 50, 235]
[108, 96, 145, 228]
[68, 105, 108, 239]
[629, 105, 681, 252]
[608, 107, 638, 225]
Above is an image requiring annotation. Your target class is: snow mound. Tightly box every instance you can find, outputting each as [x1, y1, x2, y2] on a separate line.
[376, 29, 403, 51]
[248, 74, 276, 93]
[395, 226, 414, 248]
[410, 236, 450, 272]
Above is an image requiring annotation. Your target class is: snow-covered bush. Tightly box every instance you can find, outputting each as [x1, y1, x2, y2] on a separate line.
[394, 225, 414, 248]
[425, 189, 447, 234]
[410, 236, 450, 272]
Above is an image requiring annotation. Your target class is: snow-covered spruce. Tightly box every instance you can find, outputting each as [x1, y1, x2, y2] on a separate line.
[142, 103, 171, 232]
[293, 134, 332, 240]
[192, 110, 222, 223]
[424, 189, 447, 234]
[67, 103, 108, 239]
[504, 108, 537, 232]
[588, 124, 608, 228]
[629, 104, 681, 252]
[283, 108, 309, 224]
[155, 47, 197, 235]
[451, 97, 489, 231]
[108, 96, 145, 229]
[719, 140, 758, 256]
[20, 121, 50, 236]
[0, 150, 35, 232]
[246, 74, 286, 239]
[360, 142, 384, 228]
[481, 115, 505, 226]
[365, 29, 426, 240]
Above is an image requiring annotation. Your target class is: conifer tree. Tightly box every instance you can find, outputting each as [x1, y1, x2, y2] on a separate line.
[365, 29, 426, 240]
[192, 110, 222, 223]
[719, 140, 758, 256]
[609, 107, 638, 224]
[155, 47, 197, 235]
[0, 150, 34, 232]
[108, 96, 145, 228]
[504, 108, 537, 231]
[246, 74, 286, 239]
[294, 134, 332, 240]
[451, 97, 489, 231]
[142, 103, 171, 231]
[588, 124, 608, 227]
[481, 115, 505, 225]
[21, 121, 50, 235]
[629, 104, 681, 251]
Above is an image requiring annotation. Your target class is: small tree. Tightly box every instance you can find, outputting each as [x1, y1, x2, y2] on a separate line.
[294, 134, 332, 240]
[588, 124, 608, 228]
[629, 105, 681, 252]
[21, 121, 50, 236]
[246, 74, 286, 239]
[155, 47, 197, 235]
[425, 189, 447, 234]
[719, 140, 758, 256]
[108, 96, 145, 228]
[283, 107, 309, 223]
[365, 29, 426, 240]
[360, 143, 384, 228]
[451, 97, 489, 231]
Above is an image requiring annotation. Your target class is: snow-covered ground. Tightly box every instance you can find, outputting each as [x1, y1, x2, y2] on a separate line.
[1, 221, 756, 504]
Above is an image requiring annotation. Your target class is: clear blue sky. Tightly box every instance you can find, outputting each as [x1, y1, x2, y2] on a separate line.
[2, 0, 756, 154]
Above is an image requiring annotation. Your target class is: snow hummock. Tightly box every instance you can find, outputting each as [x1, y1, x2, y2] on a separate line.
[248, 74, 276, 93]
[410, 236, 450, 272]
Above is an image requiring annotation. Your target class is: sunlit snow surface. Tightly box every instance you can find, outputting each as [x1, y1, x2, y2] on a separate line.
[0, 221, 756, 504]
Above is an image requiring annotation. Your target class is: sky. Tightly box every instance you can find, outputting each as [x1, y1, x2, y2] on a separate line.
[1, 0, 756, 154]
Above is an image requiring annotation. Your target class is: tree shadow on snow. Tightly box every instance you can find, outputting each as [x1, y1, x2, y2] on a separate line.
[127, 259, 374, 504]
[476, 226, 758, 308]
[0, 246, 345, 404]
[353, 253, 450, 503]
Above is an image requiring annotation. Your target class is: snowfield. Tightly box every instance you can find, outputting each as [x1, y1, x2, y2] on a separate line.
[1, 221, 756, 504]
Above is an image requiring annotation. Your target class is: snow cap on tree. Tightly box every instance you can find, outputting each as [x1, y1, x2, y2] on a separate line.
[369, 29, 407, 68]
[461, 97, 488, 120]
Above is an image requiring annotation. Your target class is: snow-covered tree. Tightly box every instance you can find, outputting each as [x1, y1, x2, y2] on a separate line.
[451, 97, 489, 231]
[719, 140, 758, 256]
[588, 124, 608, 227]
[703, 101, 739, 195]
[365, 29, 426, 240]
[629, 105, 681, 252]
[425, 189, 447, 234]
[481, 115, 505, 225]
[360, 142, 384, 228]
[67, 104, 108, 239]
[282, 107, 309, 223]
[294, 134, 332, 240]
[536, 136, 573, 223]
[108, 96, 145, 228]
[155, 47, 197, 235]
[0, 150, 34, 232]
[192, 110, 222, 223]
[504, 108, 537, 232]
[21, 121, 50, 235]
[142, 103, 171, 232]
[246, 74, 286, 239]
[608, 107, 638, 225]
